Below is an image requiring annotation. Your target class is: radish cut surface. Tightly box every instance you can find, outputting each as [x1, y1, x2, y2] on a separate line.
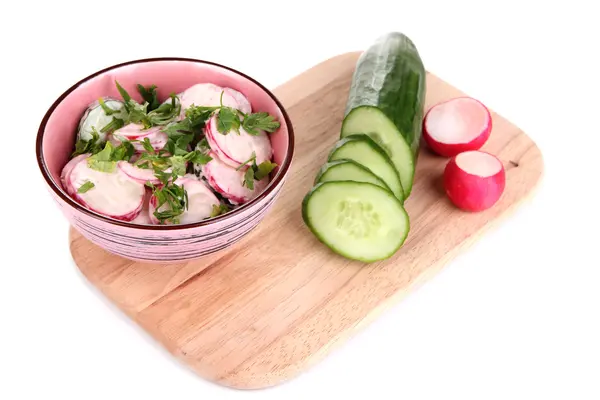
[444, 150, 505, 212]
[109, 125, 167, 152]
[205, 115, 272, 168]
[149, 175, 220, 225]
[61, 154, 89, 195]
[224, 88, 252, 114]
[180, 83, 239, 111]
[203, 152, 268, 205]
[69, 158, 145, 221]
[118, 161, 161, 185]
[424, 97, 492, 157]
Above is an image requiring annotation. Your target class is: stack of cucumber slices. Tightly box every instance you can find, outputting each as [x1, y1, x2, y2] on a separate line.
[302, 32, 427, 262]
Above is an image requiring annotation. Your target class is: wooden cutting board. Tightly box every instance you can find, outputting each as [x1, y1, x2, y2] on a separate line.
[70, 51, 544, 389]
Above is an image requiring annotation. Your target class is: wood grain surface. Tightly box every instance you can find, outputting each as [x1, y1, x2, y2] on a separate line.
[70, 52, 544, 389]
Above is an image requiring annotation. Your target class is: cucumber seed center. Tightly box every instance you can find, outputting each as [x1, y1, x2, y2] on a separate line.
[336, 200, 381, 238]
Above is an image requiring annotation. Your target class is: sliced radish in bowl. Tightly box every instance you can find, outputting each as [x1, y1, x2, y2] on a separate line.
[61, 153, 90, 196]
[423, 97, 492, 157]
[149, 175, 221, 225]
[443, 150, 506, 212]
[203, 152, 269, 205]
[204, 114, 272, 169]
[69, 158, 146, 221]
[118, 161, 161, 185]
[224, 88, 252, 114]
[109, 124, 168, 152]
[179, 83, 239, 111]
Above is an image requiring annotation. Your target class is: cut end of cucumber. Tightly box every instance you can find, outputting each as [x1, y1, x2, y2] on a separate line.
[302, 181, 410, 263]
[341, 106, 415, 198]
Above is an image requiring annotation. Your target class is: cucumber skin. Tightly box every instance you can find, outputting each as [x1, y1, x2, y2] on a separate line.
[314, 159, 392, 192]
[301, 181, 410, 263]
[342, 32, 427, 197]
[327, 134, 404, 203]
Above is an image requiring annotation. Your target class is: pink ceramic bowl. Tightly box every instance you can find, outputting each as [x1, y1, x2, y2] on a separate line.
[36, 57, 294, 263]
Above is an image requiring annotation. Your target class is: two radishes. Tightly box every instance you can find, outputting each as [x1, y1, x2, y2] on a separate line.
[422, 96, 505, 212]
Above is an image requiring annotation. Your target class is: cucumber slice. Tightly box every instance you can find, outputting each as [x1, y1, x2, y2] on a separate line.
[315, 159, 391, 193]
[328, 134, 404, 202]
[341, 32, 426, 198]
[302, 181, 410, 262]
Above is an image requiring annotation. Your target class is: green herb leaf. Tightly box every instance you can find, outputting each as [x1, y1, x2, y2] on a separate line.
[235, 152, 257, 171]
[87, 141, 117, 172]
[115, 80, 132, 104]
[168, 155, 187, 176]
[243, 167, 255, 190]
[216, 107, 241, 134]
[100, 117, 125, 134]
[210, 203, 230, 218]
[184, 150, 212, 165]
[111, 140, 135, 162]
[149, 179, 188, 224]
[77, 181, 95, 193]
[254, 160, 277, 180]
[72, 128, 104, 156]
[147, 94, 181, 126]
[98, 98, 118, 115]
[137, 84, 160, 111]
[141, 137, 155, 154]
[242, 112, 281, 135]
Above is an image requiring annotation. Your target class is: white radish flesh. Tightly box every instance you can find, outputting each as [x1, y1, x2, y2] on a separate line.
[204, 114, 273, 168]
[179, 83, 239, 111]
[149, 175, 220, 225]
[78, 97, 125, 142]
[118, 161, 161, 185]
[109, 124, 168, 152]
[69, 158, 146, 221]
[443, 150, 505, 212]
[203, 152, 268, 205]
[130, 190, 152, 225]
[224, 88, 252, 114]
[423, 97, 492, 157]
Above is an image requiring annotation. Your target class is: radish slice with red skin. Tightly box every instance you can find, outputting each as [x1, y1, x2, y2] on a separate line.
[204, 114, 273, 169]
[202, 152, 269, 205]
[423, 97, 492, 157]
[443, 150, 505, 212]
[118, 161, 161, 185]
[179, 83, 239, 111]
[69, 158, 146, 221]
[224, 88, 252, 114]
[148, 175, 220, 225]
[130, 189, 152, 225]
[108, 125, 168, 152]
[61, 154, 90, 196]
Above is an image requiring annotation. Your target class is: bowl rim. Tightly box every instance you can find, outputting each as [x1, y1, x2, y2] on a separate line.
[36, 56, 295, 231]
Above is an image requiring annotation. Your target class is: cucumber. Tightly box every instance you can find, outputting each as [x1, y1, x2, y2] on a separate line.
[341, 32, 426, 198]
[315, 159, 391, 193]
[328, 134, 403, 202]
[302, 181, 410, 262]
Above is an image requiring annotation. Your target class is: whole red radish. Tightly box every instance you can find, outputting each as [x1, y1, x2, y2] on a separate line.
[423, 97, 492, 157]
[443, 150, 505, 212]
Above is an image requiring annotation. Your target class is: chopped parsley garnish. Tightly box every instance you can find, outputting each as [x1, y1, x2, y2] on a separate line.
[236, 152, 277, 190]
[87, 140, 134, 173]
[145, 171, 188, 225]
[137, 84, 160, 112]
[72, 128, 104, 157]
[210, 203, 230, 217]
[77, 181, 95, 193]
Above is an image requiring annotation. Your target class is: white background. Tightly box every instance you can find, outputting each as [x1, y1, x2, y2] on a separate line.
[2, 1, 599, 399]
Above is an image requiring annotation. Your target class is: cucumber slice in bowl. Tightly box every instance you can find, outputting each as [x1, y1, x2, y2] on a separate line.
[302, 181, 410, 262]
[315, 159, 391, 193]
[328, 134, 404, 202]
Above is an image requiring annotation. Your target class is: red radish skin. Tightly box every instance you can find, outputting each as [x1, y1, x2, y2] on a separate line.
[203, 152, 269, 205]
[118, 161, 161, 185]
[109, 125, 168, 152]
[443, 150, 506, 212]
[69, 158, 146, 221]
[149, 175, 220, 225]
[61, 154, 89, 196]
[204, 114, 273, 169]
[423, 97, 492, 157]
[130, 189, 152, 225]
